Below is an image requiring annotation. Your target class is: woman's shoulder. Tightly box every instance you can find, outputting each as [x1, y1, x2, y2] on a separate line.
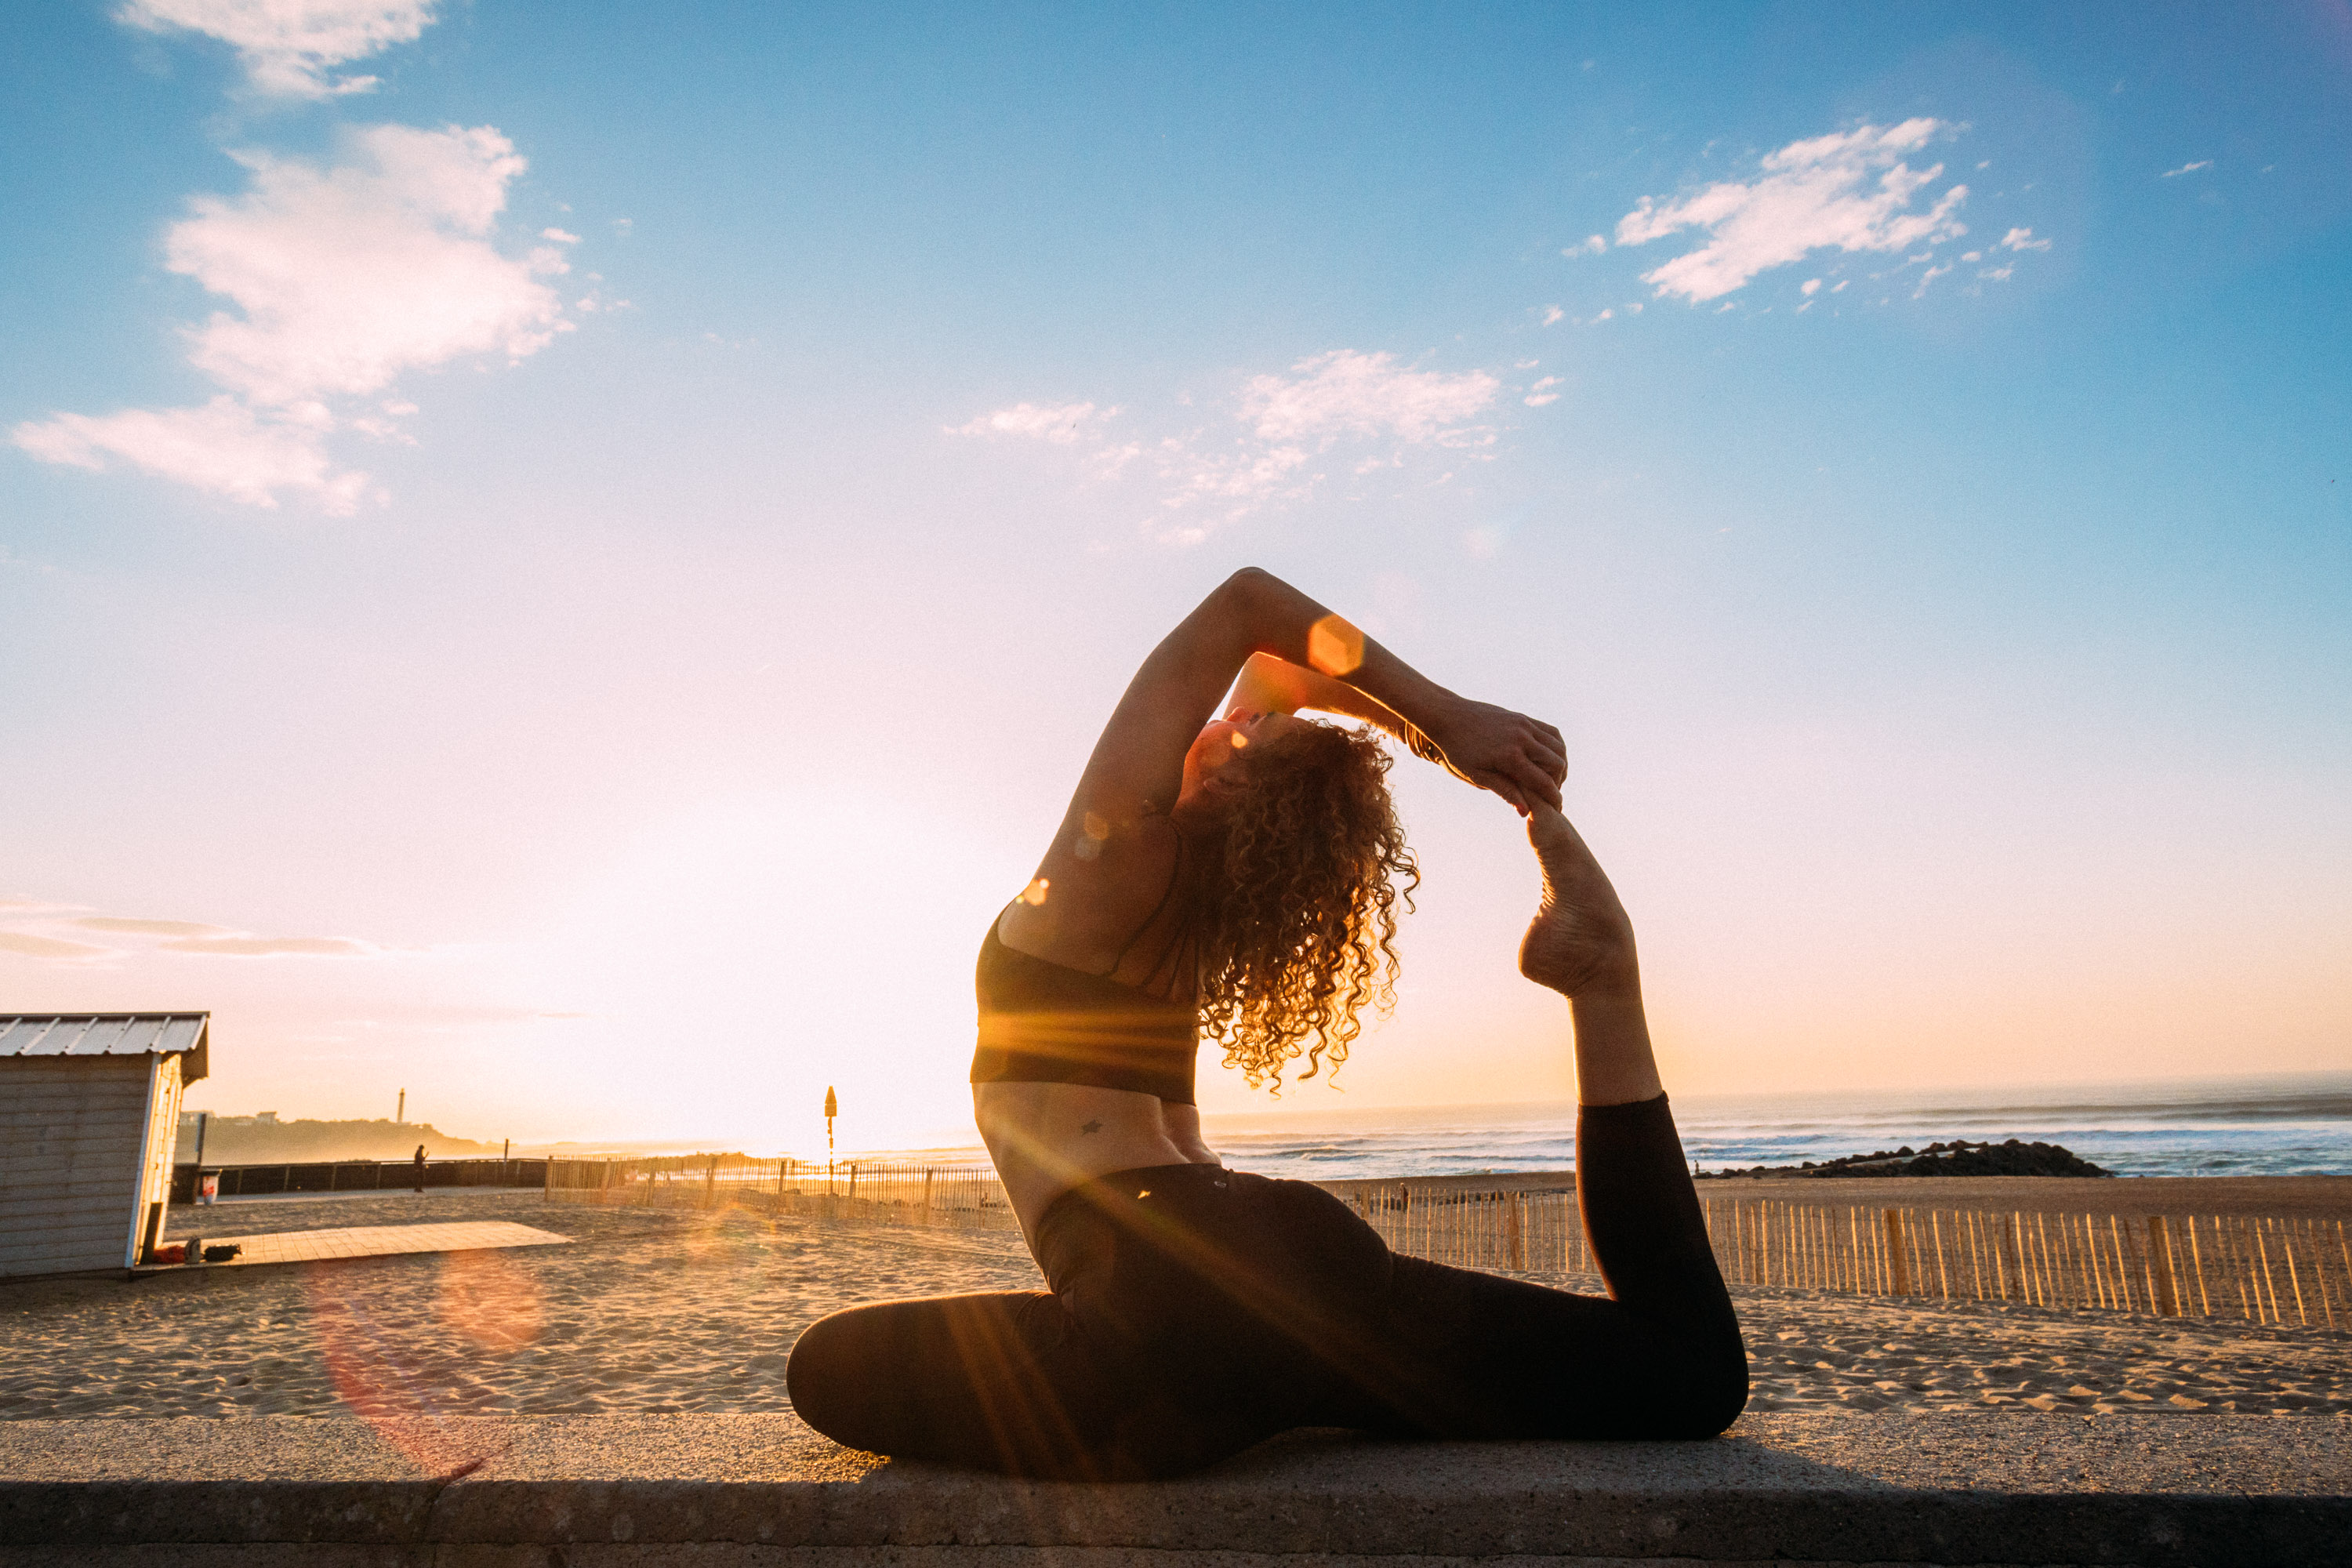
[996, 811, 1189, 973]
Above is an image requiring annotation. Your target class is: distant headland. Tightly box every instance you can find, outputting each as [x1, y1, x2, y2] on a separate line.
[172, 1112, 503, 1164]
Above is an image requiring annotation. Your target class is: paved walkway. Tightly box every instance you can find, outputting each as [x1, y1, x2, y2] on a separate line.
[165, 1220, 570, 1269]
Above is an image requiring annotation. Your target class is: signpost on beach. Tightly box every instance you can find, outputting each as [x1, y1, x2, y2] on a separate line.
[824, 1086, 837, 1196]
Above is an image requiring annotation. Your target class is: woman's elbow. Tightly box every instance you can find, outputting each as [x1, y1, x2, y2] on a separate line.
[1207, 566, 1289, 630]
[1215, 565, 1277, 606]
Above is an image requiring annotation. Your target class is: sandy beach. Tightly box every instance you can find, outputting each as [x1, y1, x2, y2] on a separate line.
[0, 1185, 2343, 1426]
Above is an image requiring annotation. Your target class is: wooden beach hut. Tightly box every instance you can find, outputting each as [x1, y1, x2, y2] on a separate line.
[0, 1014, 209, 1279]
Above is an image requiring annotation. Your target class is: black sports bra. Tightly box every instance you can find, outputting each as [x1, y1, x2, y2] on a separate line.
[969, 859, 1202, 1105]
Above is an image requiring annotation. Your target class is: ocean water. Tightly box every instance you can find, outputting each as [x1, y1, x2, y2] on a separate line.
[1188, 1072, 2352, 1182]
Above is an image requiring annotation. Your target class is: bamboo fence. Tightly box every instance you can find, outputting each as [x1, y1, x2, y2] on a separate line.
[546, 1156, 2349, 1327]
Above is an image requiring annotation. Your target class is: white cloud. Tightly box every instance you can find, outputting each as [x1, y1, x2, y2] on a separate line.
[174, 125, 564, 405]
[0, 906, 385, 963]
[541, 227, 581, 244]
[116, 0, 437, 99]
[1541, 304, 1565, 325]
[1565, 234, 1606, 256]
[951, 350, 1499, 542]
[12, 397, 369, 512]
[1801, 278, 1822, 295]
[1240, 350, 1497, 445]
[949, 401, 1115, 443]
[162, 934, 377, 956]
[78, 917, 233, 936]
[12, 124, 568, 512]
[0, 932, 114, 962]
[2161, 160, 2214, 178]
[2001, 227, 2051, 252]
[1614, 119, 1969, 302]
[1523, 375, 1563, 408]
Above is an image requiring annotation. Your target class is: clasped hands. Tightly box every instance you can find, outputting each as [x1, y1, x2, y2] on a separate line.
[1417, 695, 1569, 816]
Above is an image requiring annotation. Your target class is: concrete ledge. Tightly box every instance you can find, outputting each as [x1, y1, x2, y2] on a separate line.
[1, 1414, 2344, 1566]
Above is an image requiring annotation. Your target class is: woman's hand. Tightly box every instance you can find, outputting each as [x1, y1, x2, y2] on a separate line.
[1422, 697, 1569, 814]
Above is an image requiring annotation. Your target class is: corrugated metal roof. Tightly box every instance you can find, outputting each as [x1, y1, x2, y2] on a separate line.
[0, 1014, 209, 1083]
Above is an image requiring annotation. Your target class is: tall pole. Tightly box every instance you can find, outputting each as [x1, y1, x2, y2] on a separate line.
[396, 1088, 405, 1125]
[824, 1086, 837, 1195]
[193, 1109, 213, 1207]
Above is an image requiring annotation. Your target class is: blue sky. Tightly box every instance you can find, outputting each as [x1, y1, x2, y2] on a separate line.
[2, 2, 2346, 1152]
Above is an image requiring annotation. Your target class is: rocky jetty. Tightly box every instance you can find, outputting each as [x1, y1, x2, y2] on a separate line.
[1711, 1138, 2114, 1180]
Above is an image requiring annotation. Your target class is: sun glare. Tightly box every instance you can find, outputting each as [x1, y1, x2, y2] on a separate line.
[521, 792, 1015, 1155]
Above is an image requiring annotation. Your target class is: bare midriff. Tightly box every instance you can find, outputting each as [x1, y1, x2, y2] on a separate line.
[974, 1082, 1221, 1247]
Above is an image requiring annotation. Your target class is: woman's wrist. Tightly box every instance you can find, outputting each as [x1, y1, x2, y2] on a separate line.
[1384, 688, 1460, 765]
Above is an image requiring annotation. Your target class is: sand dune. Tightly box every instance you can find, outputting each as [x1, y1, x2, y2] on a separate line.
[0, 1191, 2341, 1424]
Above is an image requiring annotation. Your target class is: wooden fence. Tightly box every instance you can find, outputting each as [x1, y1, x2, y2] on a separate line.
[1693, 1197, 2350, 1329]
[546, 1156, 2350, 1328]
[546, 1154, 1016, 1229]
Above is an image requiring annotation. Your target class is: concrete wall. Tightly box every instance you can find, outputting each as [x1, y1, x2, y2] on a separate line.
[0, 1054, 175, 1279]
[1, 1413, 2345, 1565]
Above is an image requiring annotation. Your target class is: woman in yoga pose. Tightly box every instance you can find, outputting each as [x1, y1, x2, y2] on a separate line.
[787, 568, 1747, 1476]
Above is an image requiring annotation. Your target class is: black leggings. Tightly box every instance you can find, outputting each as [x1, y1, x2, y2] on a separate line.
[786, 1094, 1745, 1479]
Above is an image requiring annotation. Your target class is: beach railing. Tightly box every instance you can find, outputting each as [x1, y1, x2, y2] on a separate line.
[545, 1154, 1021, 1231]
[169, 1157, 546, 1203]
[1342, 1186, 1595, 1277]
[547, 1158, 2349, 1327]
[1348, 1185, 2349, 1327]
[1691, 1198, 2350, 1328]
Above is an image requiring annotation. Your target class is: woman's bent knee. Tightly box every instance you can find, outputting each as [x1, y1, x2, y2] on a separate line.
[1664, 1341, 1750, 1438]
[785, 1308, 873, 1445]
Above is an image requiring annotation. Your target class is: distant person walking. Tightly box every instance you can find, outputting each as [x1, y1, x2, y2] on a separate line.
[412, 1144, 426, 1194]
[788, 569, 1746, 1479]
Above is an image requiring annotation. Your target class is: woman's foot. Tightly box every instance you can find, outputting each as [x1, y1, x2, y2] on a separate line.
[1518, 802, 1640, 1000]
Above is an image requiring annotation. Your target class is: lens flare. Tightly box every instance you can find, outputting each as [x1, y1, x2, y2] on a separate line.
[1308, 614, 1365, 677]
[300, 1249, 545, 1478]
[439, 1247, 543, 1353]
[1020, 877, 1051, 906]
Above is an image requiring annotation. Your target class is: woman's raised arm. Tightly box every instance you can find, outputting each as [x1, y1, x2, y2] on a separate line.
[1069, 568, 1567, 832]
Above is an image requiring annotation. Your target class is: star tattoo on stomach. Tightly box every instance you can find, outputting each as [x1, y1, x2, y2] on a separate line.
[1080, 1119, 1103, 1135]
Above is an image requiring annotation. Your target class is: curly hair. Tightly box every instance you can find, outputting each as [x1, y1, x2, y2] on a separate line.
[1194, 719, 1419, 1093]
